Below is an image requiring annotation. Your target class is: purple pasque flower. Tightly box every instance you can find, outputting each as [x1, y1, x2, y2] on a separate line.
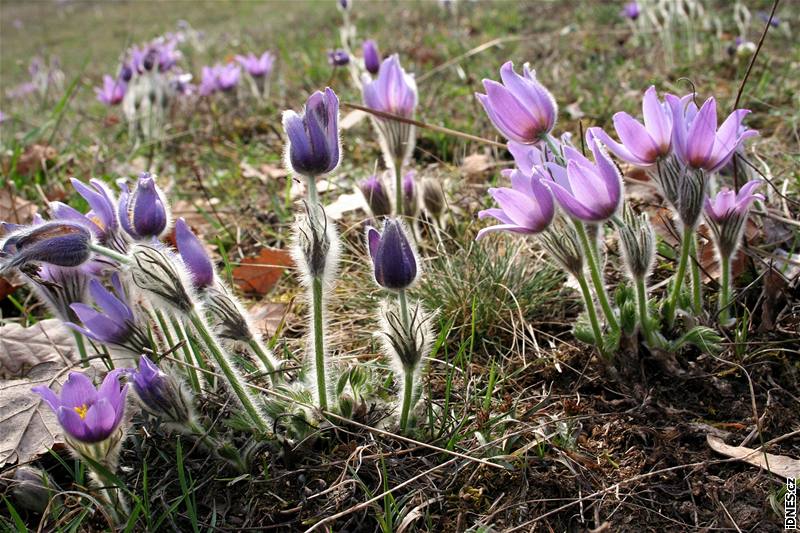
[508, 141, 559, 175]
[621, 1, 640, 20]
[757, 11, 780, 27]
[328, 49, 350, 67]
[588, 86, 672, 167]
[175, 217, 215, 290]
[705, 179, 763, 258]
[360, 174, 392, 218]
[235, 51, 274, 78]
[33, 370, 128, 443]
[477, 168, 555, 239]
[476, 61, 557, 144]
[282, 87, 340, 177]
[119, 63, 133, 83]
[199, 65, 220, 96]
[129, 355, 192, 422]
[366, 218, 418, 290]
[156, 39, 181, 72]
[666, 94, 758, 173]
[118, 173, 170, 239]
[362, 55, 418, 118]
[95, 75, 126, 106]
[66, 276, 139, 348]
[541, 138, 623, 222]
[362, 39, 381, 75]
[0, 221, 93, 273]
[216, 63, 241, 91]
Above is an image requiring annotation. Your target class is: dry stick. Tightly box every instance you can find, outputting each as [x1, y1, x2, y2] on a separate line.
[342, 102, 506, 149]
[731, 0, 779, 191]
[416, 36, 527, 83]
[162, 355, 504, 470]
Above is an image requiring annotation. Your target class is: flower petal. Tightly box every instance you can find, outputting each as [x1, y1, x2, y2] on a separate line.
[685, 97, 717, 168]
[641, 86, 671, 153]
[59, 372, 97, 409]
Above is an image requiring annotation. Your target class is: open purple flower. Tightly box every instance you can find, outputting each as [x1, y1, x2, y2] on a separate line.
[235, 51, 274, 78]
[621, 1, 640, 20]
[541, 138, 622, 222]
[95, 75, 126, 106]
[588, 86, 672, 167]
[366, 219, 418, 290]
[199, 65, 220, 96]
[477, 168, 555, 239]
[1, 221, 93, 273]
[362, 55, 418, 119]
[362, 39, 381, 75]
[476, 61, 557, 144]
[217, 64, 241, 91]
[283, 88, 340, 177]
[705, 180, 764, 224]
[118, 173, 169, 239]
[33, 370, 128, 443]
[666, 94, 758, 173]
[175, 218, 215, 290]
[360, 175, 392, 218]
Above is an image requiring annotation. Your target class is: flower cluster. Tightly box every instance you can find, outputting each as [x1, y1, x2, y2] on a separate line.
[476, 62, 759, 355]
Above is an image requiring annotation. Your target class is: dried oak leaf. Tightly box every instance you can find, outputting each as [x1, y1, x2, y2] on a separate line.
[0, 188, 38, 225]
[232, 248, 294, 295]
[707, 435, 800, 478]
[0, 319, 78, 380]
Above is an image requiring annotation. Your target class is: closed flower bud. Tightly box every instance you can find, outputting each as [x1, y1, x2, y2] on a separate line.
[362, 39, 381, 75]
[328, 49, 350, 67]
[366, 218, 418, 290]
[402, 171, 418, 217]
[130, 355, 194, 424]
[421, 177, 445, 221]
[175, 218, 215, 290]
[538, 218, 584, 277]
[129, 244, 195, 312]
[617, 207, 656, 281]
[0, 221, 93, 274]
[292, 203, 340, 281]
[119, 173, 170, 239]
[10, 466, 59, 514]
[283, 88, 341, 177]
[359, 174, 392, 218]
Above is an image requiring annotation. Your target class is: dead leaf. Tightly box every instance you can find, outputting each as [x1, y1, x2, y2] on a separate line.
[707, 434, 800, 478]
[233, 248, 294, 295]
[14, 144, 57, 176]
[325, 192, 365, 220]
[0, 277, 19, 301]
[0, 188, 38, 225]
[341, 109, 367, 130]
[0, 361, 99, 468]
[248, 302, 288, 336]
[0, 319, 79, 380]
[460, 153, 493, 182]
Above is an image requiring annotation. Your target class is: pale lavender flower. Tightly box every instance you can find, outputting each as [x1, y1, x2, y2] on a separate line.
[705, 180, 763, 258]
[476, 61, 557, 144]
[477, 168, 555, 239]
[362, 55, 418, 118]
[235, 51, 274, 78]
[622, 1, 640, 20]
[95, 75, 126, 106]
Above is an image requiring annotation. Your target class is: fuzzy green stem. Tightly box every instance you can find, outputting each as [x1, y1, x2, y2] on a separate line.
[72, 330, 90, 368]
[167, 315, 201, 394]
[394, 156, 403, 217]
[665, 225, 693, 327]
[311, 276, 327, 410]
[306, 175, 318, 205]
[576, 272, 609, 360]
[575, 222, 619, 332]
[187, 310, 268, 432]
[719, 253, 732, 324]
[635, 277, 653, 345]
[89, 243, 129, 264]
[690, 234, 703, 314]
[247, 338, 280, 384]
[399, 368, 415, 433]
[543, 134, 565, 165]
[398, 289, 410, 331]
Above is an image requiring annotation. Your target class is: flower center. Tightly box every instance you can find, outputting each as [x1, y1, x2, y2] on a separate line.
[74, 404, 89, 420]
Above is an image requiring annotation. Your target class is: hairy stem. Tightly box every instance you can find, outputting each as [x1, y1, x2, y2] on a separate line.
[247, 338, 280, 384]
[665, 225, 693, 327]
[576, 271, 609, 360]
[575, 222, 619, 332]
[163, 313, 201, 394]
[312, 276, 327, 410]
[719, 253, 732, 324]
[690, 234, 703, 314]
[635, 277, 653, 345]
[394, 155, 403, 217]
[306, 175, 318, 206]
[188, 310, 268, 432]
[399, 368, 415, 433]
[398, 289, 410, 331]
[72, 330, 90, 369]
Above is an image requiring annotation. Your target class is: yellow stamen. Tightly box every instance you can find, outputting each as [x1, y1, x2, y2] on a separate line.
[74, 404, 89, 420]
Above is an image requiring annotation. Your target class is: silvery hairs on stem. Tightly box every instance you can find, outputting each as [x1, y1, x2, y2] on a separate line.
[291, 201, 342, 286]
[378, 299, 434, 387]
[617, 205, 656, 283]
[128, 243, 196, 314]
[538, 217, 584, 278]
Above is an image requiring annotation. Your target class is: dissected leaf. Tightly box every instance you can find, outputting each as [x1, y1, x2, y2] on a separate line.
[232, 248, 294, 295]
[0, 319, 78, 380]
[0, 361, 97, 468]
[707, 435, 800, 478]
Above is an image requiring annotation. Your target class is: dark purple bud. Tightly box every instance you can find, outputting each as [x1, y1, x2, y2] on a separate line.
[126, 173, 169, 238]
[282, 88, 341, 177]
[119, 64, 133, 82]
[359, 175, 392, 218]
[129, 355, 192, 423]
[366, 218, 417, 290]
[328, 49, 350, 67]
[10, 466, 58, 514]
[175, 218, 214, 290]
[0, 221, 92, 273]
[338, 0, 349, 10]
[362, 40, 381, 75]
[142, 48, 157, 71]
